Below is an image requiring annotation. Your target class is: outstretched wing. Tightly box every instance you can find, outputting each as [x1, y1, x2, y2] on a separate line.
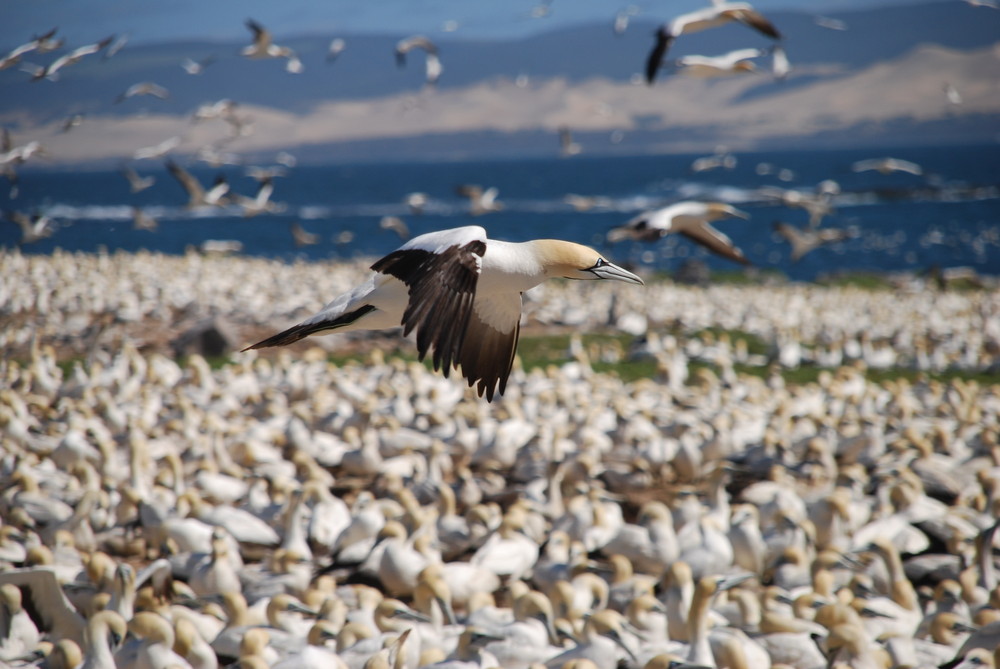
[458, 291, 522, 401]
[371, 235, 486, 375]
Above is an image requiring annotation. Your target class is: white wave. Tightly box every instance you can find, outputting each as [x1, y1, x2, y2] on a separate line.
[45, 204, 134, 221]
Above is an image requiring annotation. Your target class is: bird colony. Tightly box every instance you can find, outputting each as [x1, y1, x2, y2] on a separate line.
[2, 247, 1000, 669]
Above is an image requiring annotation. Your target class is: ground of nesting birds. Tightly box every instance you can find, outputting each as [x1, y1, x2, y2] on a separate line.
[2, 249, 1000, 669]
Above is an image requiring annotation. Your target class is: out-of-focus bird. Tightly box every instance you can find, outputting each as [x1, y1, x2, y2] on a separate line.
[0, 28, 59, 70]
[379, 216, 411, 240]
[326, 38, 346, 63]
[771, 45, 790, 80]
[691, 149, 737, 173]
[558, 125, 581, 157]
[133, 136, 181, 161]
[241, 19, 303, 73]
[673, 48, 767, 77]
[944, 83, 963, 106]
[132, 207, 158, 232]
[814, 15, 848, 30]
[165, 160, 230, 209]
[5, 210, 56, 245]
[851, 157, 924, 176]
[607, 201, 751, 265]
[290, 222, 319, 247]
[243, 225, 643, 400]
[103, 34, 129, 59]
[395, 35, 442, 86]
[28, 36, 114, 81]
[181, 55, 217, 75]
[60, 114, 85, 133]
[121, 165, 155, 193]
[115, 82, 169, 104]
[773, 221, 853, 262]
[645, 3, 781, 83]
[613, 6, 640, 35]
[455, 185, 503, 216]
[403, 192, 427, 215]
[234, 177, 280, 217]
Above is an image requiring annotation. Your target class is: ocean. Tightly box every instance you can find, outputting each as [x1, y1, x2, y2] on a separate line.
[4, 143, 999, 282]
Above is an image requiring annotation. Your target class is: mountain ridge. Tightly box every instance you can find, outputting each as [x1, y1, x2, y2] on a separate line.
[2, 1, 998, 164]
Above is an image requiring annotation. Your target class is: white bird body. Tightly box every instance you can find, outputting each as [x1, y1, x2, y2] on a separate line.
[82, 611, 127, 669]
[675, 48, 765, 77]
[0, 584, 40, 661]
[245, 226, 642, 401]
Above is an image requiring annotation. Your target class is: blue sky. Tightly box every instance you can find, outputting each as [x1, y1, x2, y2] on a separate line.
[2, 0, 921, 47]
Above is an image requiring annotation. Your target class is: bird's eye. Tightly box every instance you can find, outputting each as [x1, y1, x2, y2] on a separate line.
[593, 258, 607, 268]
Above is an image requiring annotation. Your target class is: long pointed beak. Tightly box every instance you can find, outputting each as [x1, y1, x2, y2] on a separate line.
[718, 572, 755, 591]
[590, 261, 644, 285]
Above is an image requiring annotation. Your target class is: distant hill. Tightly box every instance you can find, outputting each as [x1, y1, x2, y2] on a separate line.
[2, 1, 998, 164]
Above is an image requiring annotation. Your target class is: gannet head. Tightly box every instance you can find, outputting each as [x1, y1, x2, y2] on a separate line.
[534, 240, 644, 285]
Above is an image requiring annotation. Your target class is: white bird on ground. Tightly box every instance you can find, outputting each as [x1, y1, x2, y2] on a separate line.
[600, 501, 679, 576]
[645, 3, 782, 83]
[544, 609, 637, 668]
[607, 201, 751, 265]
[81, 611, 127, 669]
[0, 568, 85, 644]
[244, 225, 643, 401]
[0, 583, 40, 660]
[117, 612, 193, 669]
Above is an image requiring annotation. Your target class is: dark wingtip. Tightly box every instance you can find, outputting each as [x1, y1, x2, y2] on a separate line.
[241, 323, 311, 352]
[645, 32, 671, 85]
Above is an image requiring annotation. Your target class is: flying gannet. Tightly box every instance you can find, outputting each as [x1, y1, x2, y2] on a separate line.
[645, 3, 781, 83]
[28, 35, 114, 81]
[773, 221, 854, 262]
[607, 201, 751, 265]
[242, 19, 303, 73]
[395, 35, 442, 86]
[850, 157, 924, 176]
[244, 226, 644, 400]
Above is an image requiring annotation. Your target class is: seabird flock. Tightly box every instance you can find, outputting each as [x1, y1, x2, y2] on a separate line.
[2, 4, 999, 669]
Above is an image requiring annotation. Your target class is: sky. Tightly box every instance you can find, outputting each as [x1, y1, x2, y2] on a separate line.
[2, 0, 924, 47]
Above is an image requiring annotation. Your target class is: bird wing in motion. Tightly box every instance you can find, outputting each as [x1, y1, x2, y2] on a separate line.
[458, 291, 522, 401]
[677, 218, 751, 265]
[371, 237, 486, 375]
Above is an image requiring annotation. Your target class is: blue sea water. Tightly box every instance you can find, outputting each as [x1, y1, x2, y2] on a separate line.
[4, 144, 1000, 282]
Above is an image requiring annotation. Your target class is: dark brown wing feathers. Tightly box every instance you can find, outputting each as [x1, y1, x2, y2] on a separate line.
[457, 305, 521, 401]
[371, 239, 486, 375]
